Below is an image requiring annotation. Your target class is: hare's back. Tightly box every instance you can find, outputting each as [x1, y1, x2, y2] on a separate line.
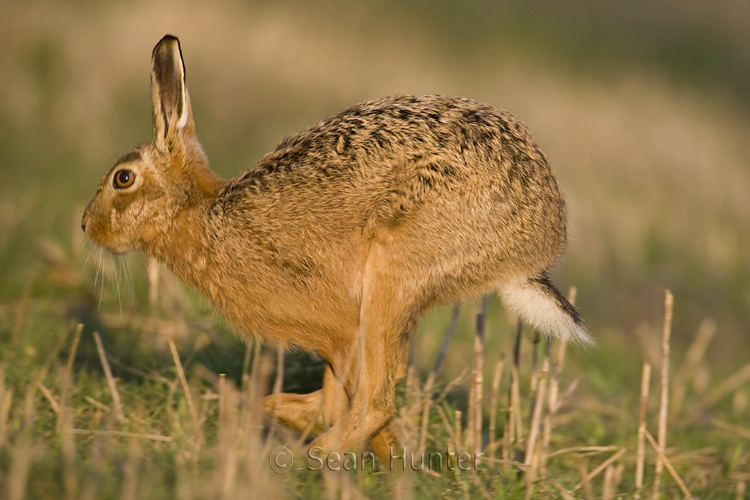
[230, 94, 559, 213]
[218, 95, 564, 258]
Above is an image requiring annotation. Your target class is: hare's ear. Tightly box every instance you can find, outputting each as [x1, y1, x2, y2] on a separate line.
[151, 35, 191, 151]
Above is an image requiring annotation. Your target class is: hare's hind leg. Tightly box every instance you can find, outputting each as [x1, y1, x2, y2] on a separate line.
[315, 242, 414, 465]
[264, 364, 348, 436]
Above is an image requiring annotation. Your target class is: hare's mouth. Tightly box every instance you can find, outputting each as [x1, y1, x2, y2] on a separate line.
[86, 236, 128, 256]
[82, 222, 131, 255]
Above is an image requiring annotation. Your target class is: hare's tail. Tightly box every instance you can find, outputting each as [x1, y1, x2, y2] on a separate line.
[499, 271, 591, 344]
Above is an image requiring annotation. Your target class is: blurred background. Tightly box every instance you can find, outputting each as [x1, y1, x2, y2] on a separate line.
[1, 0, 749, 381]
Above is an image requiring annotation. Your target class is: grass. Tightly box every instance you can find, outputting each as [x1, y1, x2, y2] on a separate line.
[1, 1, 750, 498]
[0, 258, 748, 498]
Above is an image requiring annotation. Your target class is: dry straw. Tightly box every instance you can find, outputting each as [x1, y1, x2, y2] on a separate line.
[503, 321, 524, 461]
[168, 338, 202, 445]
[468, 295, 488, 455]
[93, 331, 126, 422]
[652, 290, 673, 499]
[693, 362, 750, 418]
[635, 362, 651, 496]
[573, 448, 626, 491]
[487, 357, 504, 458]
[524, 338, 550, 498]
[644, 430, 695, 500]
[0, 367, 12, 449]
[671, 319, 715, 419]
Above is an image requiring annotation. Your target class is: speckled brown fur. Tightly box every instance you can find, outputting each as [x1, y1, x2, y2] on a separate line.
[82, 35, 587, 465]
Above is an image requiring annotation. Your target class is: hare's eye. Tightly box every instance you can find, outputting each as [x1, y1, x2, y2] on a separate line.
[113, 169, 136, 189]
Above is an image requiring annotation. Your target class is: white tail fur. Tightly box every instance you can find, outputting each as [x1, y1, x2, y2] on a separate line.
[499, 274, 591, 344]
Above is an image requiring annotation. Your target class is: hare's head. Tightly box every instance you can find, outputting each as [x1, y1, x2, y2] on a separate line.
[82, 35, 221, 255]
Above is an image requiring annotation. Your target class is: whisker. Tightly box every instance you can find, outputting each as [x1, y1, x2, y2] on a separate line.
[97, 249, 105, 310]
[118, 254, 135, 305]
[125, 256, 136, 302]
[109, 253, 123, 315]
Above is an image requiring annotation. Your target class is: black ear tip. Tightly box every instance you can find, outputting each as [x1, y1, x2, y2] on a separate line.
[153, 34, 181, 54]
[160, 34, 180, 44]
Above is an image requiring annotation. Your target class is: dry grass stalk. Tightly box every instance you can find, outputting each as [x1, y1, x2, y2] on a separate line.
[435, 367, 470, 404]
[120, 435, 143, 500]
[58, 323, 83, 434]
[57, 323, 83, 450]
[59, 342, 78, 500]
[93, 331, 126, 422]
[11, 273, 34, 347]
[0, 367, 12, 448]
[644, 430, 695, 500]
[671, 319, 715, 419]
[554, 484, 578, 500]
[62, 417, 77, 500]
[652, 290, 673, 500]
[37, 382, 60, 414]
[216, 373, 239, 499]
[524, 344, 550, 499]
[417, 397, 432, 457]
[34, 323, 74, 389]
[168, 339, 201, 440]
[503, 321, 524, 462]
[8, 392, 38, 500]
[613, 464, 624, 493]
[418, 304, 461, 455]
[242, 350, 273, 491]
[709, 418, 750, 440]
[602, 464, 615, 500]
[84, 396, 110, 412]
[8, 439, 35, 500]
[71, 429, 173, 441]
[108, 356, 171, 385]
[467, 372, 476, 454]
[554, 376, 582, 412]
[248, 341, 262, 395]
[576, 460, 595, 500]
[454, 409, 463, 453]
[487, 358, 504, 458]
[541, 338, 567, 465]
[693, 363, 750, 417]
[529, 331, 541, 402]
[478, 455, 527, 470]
[525, 343, 550, 469]
[240, 341, 253, 388]
[574, 447, 626, 491]
[635, 362, 652, 497]
[546, 445, 620, 459]
[273, 348, 285, 395]
[434, 403, 456, 445]
[736, 481, 746, 500]
[448, 408, 464, 484]
[470, 295, 488, 455]
[218, 373, 227, 422]
[79, 432, 109, 500]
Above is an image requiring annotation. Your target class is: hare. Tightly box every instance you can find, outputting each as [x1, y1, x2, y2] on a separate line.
[82, 34, 588, 464]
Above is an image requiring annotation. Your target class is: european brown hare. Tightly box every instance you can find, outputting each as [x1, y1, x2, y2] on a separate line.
[82, 35, 587, 464]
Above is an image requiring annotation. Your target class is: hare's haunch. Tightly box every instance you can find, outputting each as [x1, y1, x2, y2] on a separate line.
[82, 34, 587, 464]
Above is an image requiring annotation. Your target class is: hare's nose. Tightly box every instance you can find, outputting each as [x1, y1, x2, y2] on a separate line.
[81, 212, 88, 232]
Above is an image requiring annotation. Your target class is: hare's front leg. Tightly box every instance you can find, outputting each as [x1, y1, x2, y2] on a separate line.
[314, 242, 415, 466]
[264, 363, 348, 436]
